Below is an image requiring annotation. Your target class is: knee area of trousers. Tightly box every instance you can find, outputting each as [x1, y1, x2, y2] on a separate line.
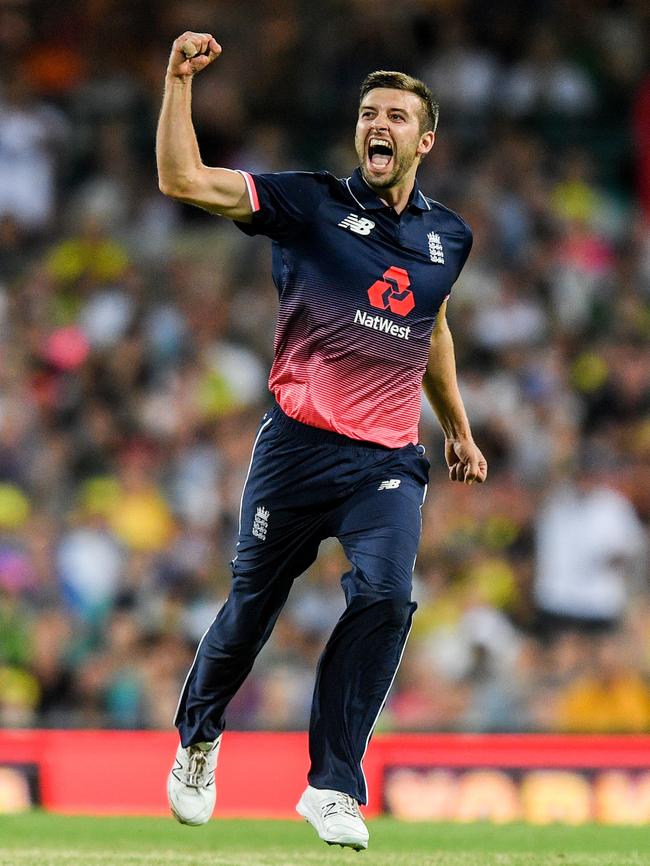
[359, 594, 415, 627]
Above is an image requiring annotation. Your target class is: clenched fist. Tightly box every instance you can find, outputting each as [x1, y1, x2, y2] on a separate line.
[445, 436, 488, 485]
[167, 32, 221, 78]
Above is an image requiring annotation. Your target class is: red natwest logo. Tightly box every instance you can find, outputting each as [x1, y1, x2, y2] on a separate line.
[367, 266, 414, 317]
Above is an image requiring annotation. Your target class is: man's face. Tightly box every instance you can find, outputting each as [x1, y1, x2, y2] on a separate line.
[355, 88, 433, 190]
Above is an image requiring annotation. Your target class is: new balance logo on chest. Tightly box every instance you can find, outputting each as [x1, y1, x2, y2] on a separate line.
[338, 214, 376, 236]
[427, 231, 445, 265]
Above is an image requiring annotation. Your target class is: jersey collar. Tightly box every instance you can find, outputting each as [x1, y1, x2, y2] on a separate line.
[346, 167, 431, 213]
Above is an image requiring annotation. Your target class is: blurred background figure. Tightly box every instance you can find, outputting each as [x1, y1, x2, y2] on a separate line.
[534, 450, 647, 636]
[0, 0, 648, 733]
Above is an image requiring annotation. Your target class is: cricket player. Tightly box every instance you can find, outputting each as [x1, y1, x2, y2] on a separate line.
[157, 31, 487, 850]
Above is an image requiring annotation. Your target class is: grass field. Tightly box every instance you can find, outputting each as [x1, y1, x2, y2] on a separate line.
[0, 814, 649, 866]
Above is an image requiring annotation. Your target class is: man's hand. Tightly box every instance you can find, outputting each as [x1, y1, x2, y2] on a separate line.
[445, 437, 488, 485]
[167, 32, 221, 79]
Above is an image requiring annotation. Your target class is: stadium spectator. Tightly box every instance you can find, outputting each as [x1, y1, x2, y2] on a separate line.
[533, 456, 647, 635]
[555, 634, 650, 733]
[0, 76, 70, 234]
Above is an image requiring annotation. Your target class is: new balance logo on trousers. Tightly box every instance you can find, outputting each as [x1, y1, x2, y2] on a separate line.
[378, 479, 401, 490]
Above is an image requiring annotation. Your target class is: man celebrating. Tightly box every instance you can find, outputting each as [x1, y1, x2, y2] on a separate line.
[157, 31, 487, 850]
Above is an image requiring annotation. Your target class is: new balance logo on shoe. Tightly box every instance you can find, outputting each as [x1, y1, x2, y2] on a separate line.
[297, 786, 368, 851]
[338, 214, 376, 236]
[378, 479, 401, 490]
[167, 739, 221, 826]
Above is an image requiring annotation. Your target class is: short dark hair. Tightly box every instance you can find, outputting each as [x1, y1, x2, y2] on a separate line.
[359, 70, 439, 134]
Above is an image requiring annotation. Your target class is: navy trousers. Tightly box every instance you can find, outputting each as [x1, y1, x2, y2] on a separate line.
[175, 405, 429, 804]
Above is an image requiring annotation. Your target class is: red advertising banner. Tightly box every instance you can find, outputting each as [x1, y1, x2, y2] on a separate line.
[1, 730, 649, 822]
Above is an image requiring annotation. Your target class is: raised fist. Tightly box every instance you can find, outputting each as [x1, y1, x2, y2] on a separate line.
[167, 32, 221, 78]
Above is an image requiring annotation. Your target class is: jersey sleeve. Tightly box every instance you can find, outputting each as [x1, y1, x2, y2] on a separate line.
[452, 222, 473, 285]
[233, 171, 322, 242]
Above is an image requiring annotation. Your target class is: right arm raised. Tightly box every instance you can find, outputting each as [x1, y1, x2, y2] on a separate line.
[156, 32, 252, 221]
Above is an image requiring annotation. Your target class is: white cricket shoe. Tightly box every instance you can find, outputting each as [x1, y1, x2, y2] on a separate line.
[167, 738, 221, 826]
[296, 785, 369, 850]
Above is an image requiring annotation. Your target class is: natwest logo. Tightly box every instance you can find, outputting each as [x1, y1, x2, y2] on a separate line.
[368, 266, 414, 317]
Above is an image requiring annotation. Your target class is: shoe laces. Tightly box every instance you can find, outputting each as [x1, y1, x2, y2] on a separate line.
[184, 746, 210, 788]
[322, 792, 362, 820]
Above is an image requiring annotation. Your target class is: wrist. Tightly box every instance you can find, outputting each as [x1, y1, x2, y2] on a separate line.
[165, 70, 193, 85]
[445, 430, 473, 445]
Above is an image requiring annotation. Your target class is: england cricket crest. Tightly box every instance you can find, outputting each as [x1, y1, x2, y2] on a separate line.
[427, 231, 445, 265]
[252, 506, 270, 541]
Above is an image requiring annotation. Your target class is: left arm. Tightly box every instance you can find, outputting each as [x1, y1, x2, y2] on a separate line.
[422, 299, 487, 485]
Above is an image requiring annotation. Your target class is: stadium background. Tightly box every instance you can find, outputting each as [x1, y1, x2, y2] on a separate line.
[0, 0, 649, 766]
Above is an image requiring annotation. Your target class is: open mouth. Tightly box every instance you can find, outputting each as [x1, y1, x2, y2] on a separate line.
[367, 137, 394, 170]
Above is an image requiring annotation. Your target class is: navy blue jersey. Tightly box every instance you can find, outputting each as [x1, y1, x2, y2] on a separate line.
[235, 167, 472, 447]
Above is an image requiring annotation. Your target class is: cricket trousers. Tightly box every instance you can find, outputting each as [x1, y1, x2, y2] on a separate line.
[174, 404, 429, 804]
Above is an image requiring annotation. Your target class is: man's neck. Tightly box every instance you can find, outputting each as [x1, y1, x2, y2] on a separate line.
[363, 168, 418, 215]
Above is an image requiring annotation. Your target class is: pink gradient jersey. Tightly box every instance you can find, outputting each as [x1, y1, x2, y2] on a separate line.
[234, 168, 472, 448]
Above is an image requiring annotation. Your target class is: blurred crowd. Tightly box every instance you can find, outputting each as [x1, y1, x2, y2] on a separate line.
[0, 0, 649, 734]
